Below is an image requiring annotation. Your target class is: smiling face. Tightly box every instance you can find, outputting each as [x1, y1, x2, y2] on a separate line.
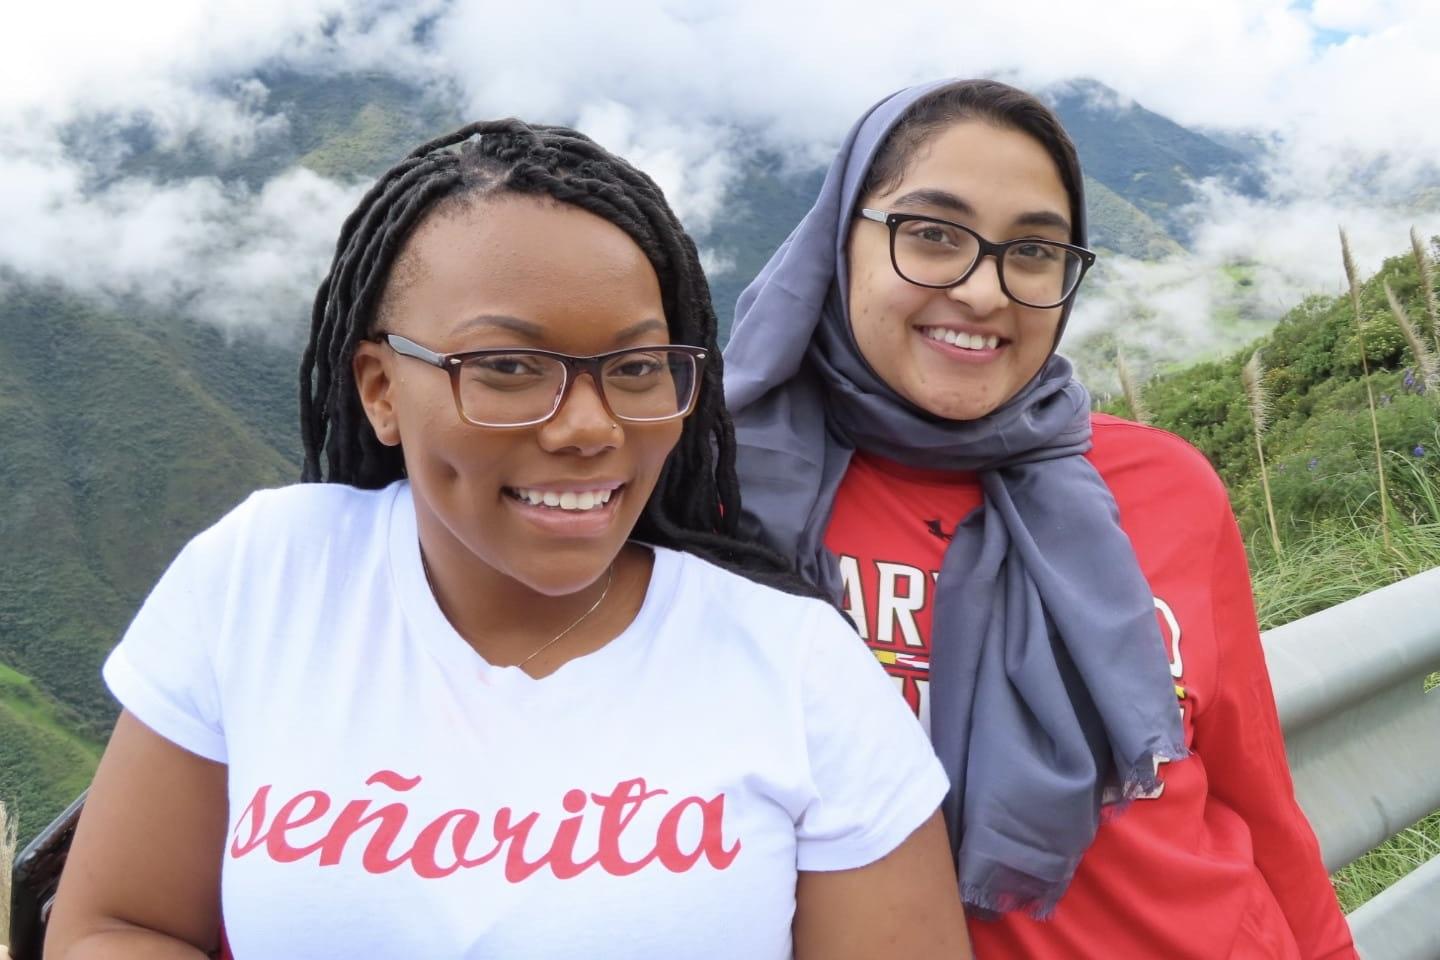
[351, 194, 682, 598]
[846, 120, 1074, 421]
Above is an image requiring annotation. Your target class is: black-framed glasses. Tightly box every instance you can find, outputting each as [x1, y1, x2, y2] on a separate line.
[857, 208, 1096, 309]
[383, 334, 709, 428]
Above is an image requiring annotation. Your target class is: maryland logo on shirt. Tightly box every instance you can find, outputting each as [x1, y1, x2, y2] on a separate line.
[825, 449, 1193, 776]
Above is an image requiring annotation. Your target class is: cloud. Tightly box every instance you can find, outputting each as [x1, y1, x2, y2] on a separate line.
[0, 144, 362, 336]
[0, 0, 1437, 351]
[1068, 183, 1440, 384]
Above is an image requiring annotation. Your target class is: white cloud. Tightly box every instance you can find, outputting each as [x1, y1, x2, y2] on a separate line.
[0, 142, 363, 335]
[0, 0, 1437, 349]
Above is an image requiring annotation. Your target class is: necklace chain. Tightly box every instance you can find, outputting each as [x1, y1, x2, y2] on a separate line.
[517, 564, 615, 668]
[421, 554, 616, 670]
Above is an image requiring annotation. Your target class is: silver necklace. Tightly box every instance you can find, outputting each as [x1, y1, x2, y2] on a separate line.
[422, 554, 616, 669]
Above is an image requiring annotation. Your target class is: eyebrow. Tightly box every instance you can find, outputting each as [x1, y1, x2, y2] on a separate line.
[454, 314, 547, 339]
[613, 318, 668, 341]
[452, 314, 668, 344]
[891, 188, 1072, 235]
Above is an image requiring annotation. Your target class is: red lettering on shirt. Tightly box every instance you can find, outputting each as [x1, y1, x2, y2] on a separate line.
[228, 773, 741, 882]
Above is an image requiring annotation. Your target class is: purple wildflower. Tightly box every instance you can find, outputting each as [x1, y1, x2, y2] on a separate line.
[1415, 445, 1428, 457]
[1307, 457, 1319, 471]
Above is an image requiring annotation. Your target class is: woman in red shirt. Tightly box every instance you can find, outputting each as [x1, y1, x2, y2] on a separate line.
[725, 78, 1356, 959]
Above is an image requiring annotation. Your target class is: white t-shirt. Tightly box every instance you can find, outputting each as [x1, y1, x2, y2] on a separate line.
[104, 481, 948, 959]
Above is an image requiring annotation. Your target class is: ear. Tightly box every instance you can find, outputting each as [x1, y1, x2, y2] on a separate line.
[352, 340, 402, 447]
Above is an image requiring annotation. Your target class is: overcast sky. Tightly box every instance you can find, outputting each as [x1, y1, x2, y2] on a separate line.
[2, 0, 1437, 369]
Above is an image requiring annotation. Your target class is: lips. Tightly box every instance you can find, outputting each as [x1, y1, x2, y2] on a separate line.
[501, 482, 626, 538]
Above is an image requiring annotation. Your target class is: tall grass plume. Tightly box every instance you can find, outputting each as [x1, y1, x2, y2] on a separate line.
[1, 798, 16, 947]
[1340, 227, 1393, 549]
[1385, 279, 1439, 394]
[1116, 350, 1152, 424]
[1411, 226, 1439, 352]
[1242, 350, 1282, 555]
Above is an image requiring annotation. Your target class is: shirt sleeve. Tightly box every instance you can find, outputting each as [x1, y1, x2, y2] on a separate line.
[101, 504, 243, 765]
[1193, 505, 1358, 960]
[793, 603, 950, 872]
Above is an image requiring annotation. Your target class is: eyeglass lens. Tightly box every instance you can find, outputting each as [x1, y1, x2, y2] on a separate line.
[455, 349, 697, 426]
[892, 219, 1084, 307]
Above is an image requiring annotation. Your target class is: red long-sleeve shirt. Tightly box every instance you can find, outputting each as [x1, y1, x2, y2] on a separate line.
[825, 414, 1356, 960]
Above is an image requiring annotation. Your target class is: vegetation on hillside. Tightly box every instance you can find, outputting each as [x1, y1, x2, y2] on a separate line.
[1046, 78, 1262, 238]
[0, 665, 99, 842]
[0, 283, 297, 734]
[1084, 177, 1185, 261]
[0, 281, 299, 844]
[1099, 235, 1440, 551]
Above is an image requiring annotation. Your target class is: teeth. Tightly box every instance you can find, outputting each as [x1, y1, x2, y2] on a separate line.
[510, 488, 616, 511]
[923, 328, 999, 351]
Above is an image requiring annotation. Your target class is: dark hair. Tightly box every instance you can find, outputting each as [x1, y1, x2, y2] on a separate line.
[861, 79, 1086, 246]
[299, 118, 819, 597]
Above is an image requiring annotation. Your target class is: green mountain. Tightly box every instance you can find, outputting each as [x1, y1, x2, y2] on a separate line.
[1045, 78, 1263, 239]
[1082, 177, 1184, 261]
[96, 70, 461, 188]
[0, 71, 1279, 842]
[0, 283, 299, 838]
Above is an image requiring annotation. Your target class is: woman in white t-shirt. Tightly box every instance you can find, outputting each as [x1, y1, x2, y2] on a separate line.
[44, 120, 969, 959]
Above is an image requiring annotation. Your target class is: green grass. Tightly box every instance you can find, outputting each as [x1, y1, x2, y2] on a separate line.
[1251, 521, 1440, 631]
[0, 662, 100, 842]
[1332, 812, 1440, 913]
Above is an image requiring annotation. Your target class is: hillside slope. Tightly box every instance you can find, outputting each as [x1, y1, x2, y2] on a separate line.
[1101, 238, 1440, 545]
[0, 283, 298, 841]
[0, 664, 99, 840]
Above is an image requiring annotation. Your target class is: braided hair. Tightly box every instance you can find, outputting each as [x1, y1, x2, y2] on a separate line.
[299, 118, 820, 598]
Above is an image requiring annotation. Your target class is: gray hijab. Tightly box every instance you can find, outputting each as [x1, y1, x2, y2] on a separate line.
[725, 80, 1187, 918]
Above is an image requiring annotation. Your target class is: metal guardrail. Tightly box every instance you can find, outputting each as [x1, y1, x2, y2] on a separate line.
[1264, 565, 1440, 960]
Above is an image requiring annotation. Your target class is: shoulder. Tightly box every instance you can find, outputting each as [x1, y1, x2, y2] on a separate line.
[660, 548, 855, 651]
[237, 481, 397, 530]
[185, 481, 400, 571]
[1089, 414, 1230, 510]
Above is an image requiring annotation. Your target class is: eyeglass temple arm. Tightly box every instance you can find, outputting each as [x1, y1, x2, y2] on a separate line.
[385, 334, 449, 368]
[857, 208, 888, 223]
